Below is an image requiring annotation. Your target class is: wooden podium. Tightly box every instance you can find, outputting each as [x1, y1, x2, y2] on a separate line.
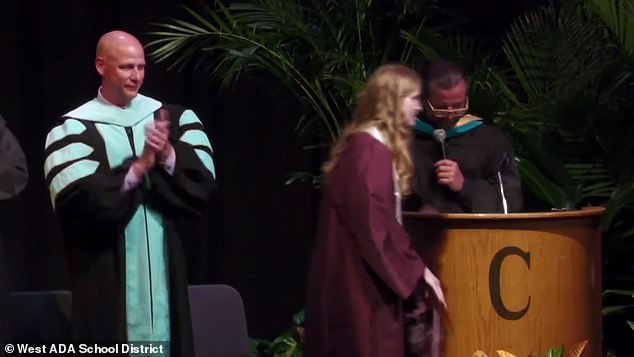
[403, 207, 604, 357]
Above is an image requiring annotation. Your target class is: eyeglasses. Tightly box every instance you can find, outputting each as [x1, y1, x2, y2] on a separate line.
[426, 97, 469, 118]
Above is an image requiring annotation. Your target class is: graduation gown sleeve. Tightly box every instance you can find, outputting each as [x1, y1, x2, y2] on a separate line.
[0, 115, 28, 199]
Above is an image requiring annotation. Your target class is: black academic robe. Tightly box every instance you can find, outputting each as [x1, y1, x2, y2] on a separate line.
[44, 103, 215, 356]
[0, 114, 28, 351]
[410, 120, 523, 213]
[0, 114, 28, 199]
[305, 133, 426, 357]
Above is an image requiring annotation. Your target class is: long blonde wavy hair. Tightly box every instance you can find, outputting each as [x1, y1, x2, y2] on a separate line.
[322, 64, 421, 194]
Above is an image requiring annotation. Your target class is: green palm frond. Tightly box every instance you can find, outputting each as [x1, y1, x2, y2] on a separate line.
[602, 182, 634, 229]
[492, 0, 634, 209]
[399, 29, 441, 61]
[517, 158, 574, 209]
[502, 4, 559, 102]
[148, 0, 438, 148]
[149, 1, 346, 143]
[586, 0, 634, 56]
[502, 2, 612, 103]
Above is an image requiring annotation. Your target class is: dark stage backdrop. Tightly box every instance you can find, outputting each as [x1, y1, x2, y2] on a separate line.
[0, 0, 318, 339]
[0, 0, 545, 340]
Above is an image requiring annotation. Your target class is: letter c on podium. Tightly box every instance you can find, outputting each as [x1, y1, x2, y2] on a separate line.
[489, 246, 530, 320]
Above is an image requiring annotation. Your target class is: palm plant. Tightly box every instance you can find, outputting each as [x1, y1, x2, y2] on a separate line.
[147, 0, 441, 184]
[487, 0, 617, 208]
[250, 309, 304, 357]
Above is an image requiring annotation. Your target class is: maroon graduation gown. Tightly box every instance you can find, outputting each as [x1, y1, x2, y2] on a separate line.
[305, 132, 426, 357]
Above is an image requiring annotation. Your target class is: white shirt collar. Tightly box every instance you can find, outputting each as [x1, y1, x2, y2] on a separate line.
[363, 126, 385, 144]
[97, 87, 132, 109]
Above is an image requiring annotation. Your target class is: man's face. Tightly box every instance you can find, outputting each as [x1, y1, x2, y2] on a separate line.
[97, 42, 145, 107]
[425, 80, 468, 128]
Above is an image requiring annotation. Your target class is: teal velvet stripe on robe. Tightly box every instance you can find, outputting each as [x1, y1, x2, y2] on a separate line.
[43, 94, 215, 357]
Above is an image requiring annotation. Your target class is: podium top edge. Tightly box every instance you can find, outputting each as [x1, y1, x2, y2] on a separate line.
[402, 206, 606, 220]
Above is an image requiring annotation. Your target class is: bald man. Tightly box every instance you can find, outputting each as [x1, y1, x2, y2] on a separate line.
[44, 31, 216, 355]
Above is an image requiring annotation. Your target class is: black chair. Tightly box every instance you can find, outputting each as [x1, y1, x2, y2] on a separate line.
[8, 290, 71, 343]
[188, 284, 250, 357]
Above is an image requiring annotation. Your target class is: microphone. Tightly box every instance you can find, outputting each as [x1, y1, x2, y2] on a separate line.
[432, 129, 447, 159]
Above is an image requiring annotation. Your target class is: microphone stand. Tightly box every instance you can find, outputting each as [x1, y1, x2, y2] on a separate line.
[496, 152, 512, 214]
[497, 171, 508, 214]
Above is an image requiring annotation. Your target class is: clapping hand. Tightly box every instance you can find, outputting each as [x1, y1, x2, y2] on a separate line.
[130, 117, 172, 179]
[144, 119, 172, 163]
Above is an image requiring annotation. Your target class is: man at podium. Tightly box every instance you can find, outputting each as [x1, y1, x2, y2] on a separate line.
[408, 60, 523, 213]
